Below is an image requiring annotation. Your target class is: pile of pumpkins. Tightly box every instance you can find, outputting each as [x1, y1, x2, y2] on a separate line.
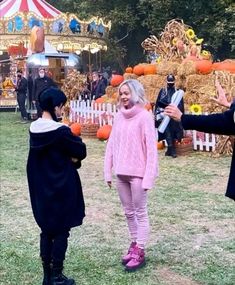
[125, 60, 235, 76]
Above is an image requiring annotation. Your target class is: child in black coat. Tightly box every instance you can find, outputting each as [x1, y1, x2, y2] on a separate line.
[27, 87, 86, 285]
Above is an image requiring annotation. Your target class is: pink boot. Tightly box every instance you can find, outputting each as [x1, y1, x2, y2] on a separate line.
[121, 242, 137, 265]
[125, 246, 146, 272]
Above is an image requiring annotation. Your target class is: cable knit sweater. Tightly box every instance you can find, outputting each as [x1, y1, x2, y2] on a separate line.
[104, 104, 158, 190]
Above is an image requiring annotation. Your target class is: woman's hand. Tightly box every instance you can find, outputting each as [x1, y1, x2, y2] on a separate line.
[211, 80, 231, 108]
[164, 104, 183, 121]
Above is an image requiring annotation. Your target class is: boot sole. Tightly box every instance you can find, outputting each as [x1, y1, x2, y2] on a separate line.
[125, 260, 146, 272]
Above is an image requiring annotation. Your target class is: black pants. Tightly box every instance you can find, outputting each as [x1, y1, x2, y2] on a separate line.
[17, 92, 28, 119]
[40, 229, 70, 267]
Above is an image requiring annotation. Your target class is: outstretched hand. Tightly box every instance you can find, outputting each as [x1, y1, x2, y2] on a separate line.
[164, 104, 183, 121]
[211, 80, 231, 108]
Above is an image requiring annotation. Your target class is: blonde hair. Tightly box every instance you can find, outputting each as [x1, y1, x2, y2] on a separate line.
[117, 79, 146, 107]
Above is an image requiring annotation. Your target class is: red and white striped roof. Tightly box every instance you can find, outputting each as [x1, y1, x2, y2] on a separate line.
[0, 0, 62, 18]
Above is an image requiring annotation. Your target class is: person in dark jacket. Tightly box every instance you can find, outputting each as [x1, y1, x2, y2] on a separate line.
[155, 74, 184, 157]
[91, 71, 106, 100]
[15, 70, 28, 122]
[33, 68, 57, 117]
[27, 87, 86, 285]
[164, 102, 235, 201]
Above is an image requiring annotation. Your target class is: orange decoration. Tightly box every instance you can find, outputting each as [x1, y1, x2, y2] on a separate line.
[144, 103, 152, 111]
[110, 75, 124, 87]
[125, 67, 133, 73]
[212, 61, 235, 73]
[95, 97, 105, 104]
[97, 125, 112, 140]
[157, 141, 164, 150]
[70, 122, 81, 136]
[144, 64, 157, 75]
[133, 65, 145, 76]
[30, 26, 45, 53]
[195, 60, 212, 74]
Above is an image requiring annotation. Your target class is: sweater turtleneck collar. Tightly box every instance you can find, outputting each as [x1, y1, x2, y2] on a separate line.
[120, 104, 144, 119]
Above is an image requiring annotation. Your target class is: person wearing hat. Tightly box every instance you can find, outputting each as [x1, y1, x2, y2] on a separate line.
[33, 68, 57, 118]
[154, 74, 184, 158]
[27, 87, 86, 285]
[15, 69, 28, 123]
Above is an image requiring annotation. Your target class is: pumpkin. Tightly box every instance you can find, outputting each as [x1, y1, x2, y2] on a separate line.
[125, 67, 133, 73]
[110, 74, 124, 87]
[95, 97, 105, 104]
[144, 64, 157, 75]
[213, 61, 235, 73]
[133, 65, 145, 76]
[97, 125, 112, 140]
[70, 122, 81, 136]
[157, 141, 164, 150]
[195, 60, 212, 74]
[144, 103, 152, 111]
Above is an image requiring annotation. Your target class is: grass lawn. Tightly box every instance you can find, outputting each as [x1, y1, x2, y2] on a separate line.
[0, 112, 234, 285]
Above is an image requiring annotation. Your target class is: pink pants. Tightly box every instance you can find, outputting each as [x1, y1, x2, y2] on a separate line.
[116, 175, 150, 248]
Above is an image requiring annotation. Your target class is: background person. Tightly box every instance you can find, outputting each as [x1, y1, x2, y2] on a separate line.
[155, 74, 184, 157]
[104, 79, 158, 271]
[15, 70, 28, 123]
[33, 68, 57, 117]
[91, 71, 106, 100]
[27, 87, 87, 285]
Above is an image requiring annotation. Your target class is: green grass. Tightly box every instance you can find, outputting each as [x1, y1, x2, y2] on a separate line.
[0, 112, 235, 285]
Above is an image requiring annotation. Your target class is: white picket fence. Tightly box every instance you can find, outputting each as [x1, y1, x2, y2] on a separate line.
[70, 99, 117, 126]
[69, 100, 216, 152]
[192, 130, 216, 151]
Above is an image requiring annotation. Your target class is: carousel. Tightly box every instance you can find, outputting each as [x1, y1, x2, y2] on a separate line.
[0, 0, 111, 108]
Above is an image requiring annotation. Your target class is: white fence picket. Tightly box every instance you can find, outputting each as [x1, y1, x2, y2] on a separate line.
[70, 100, 117, 126]
[192, 130, 216, 151]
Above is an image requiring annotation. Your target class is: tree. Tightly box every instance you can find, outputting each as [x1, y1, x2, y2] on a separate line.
[48, 0, 235, 70]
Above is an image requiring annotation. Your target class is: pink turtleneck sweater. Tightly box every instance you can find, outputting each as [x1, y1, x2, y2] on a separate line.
[104, 104, 158, 190]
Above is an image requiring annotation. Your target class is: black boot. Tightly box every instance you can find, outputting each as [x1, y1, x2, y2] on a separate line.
[165, 146, 177, 158]
[42, 261, 51, 285]
[50, 267, 76, 285]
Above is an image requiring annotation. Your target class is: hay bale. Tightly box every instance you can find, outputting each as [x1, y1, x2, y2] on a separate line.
[185, 74, 214, 91]
[157, 60, 180, 76]
[123, 73, 138, 80]
[177, 61, 197, 77]
[105, 86, 118, 98]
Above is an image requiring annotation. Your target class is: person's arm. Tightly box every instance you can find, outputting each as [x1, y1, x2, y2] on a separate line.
[104, 124, 114, 188]
[59, 127, 87, 161]
[165, 104, 235, 135]
[142, 113, 159, 190]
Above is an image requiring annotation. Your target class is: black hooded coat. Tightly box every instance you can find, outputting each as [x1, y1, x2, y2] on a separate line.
[27, 120, 86, 232]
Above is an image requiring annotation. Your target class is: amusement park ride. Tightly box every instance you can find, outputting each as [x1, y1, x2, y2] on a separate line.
[0, 0, 111, 108]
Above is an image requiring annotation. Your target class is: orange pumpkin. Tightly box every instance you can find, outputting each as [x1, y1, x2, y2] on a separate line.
[144, 64, 157, 75]
[144, 103, 152, 111]
[214, 61, 235, 73]
[157, 141, 164, 150]
[110, 74, 124, 87]
[95, 97, 105, 104]
[195, 60, 212, 74]
[70, 122, 81, 136]
[133, 65, 145, 76]
[125, 67, 133, 73]
[97, 125, 112, 140]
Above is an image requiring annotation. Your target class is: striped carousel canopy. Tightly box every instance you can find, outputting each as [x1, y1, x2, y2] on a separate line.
[0, 0, 62, 18]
